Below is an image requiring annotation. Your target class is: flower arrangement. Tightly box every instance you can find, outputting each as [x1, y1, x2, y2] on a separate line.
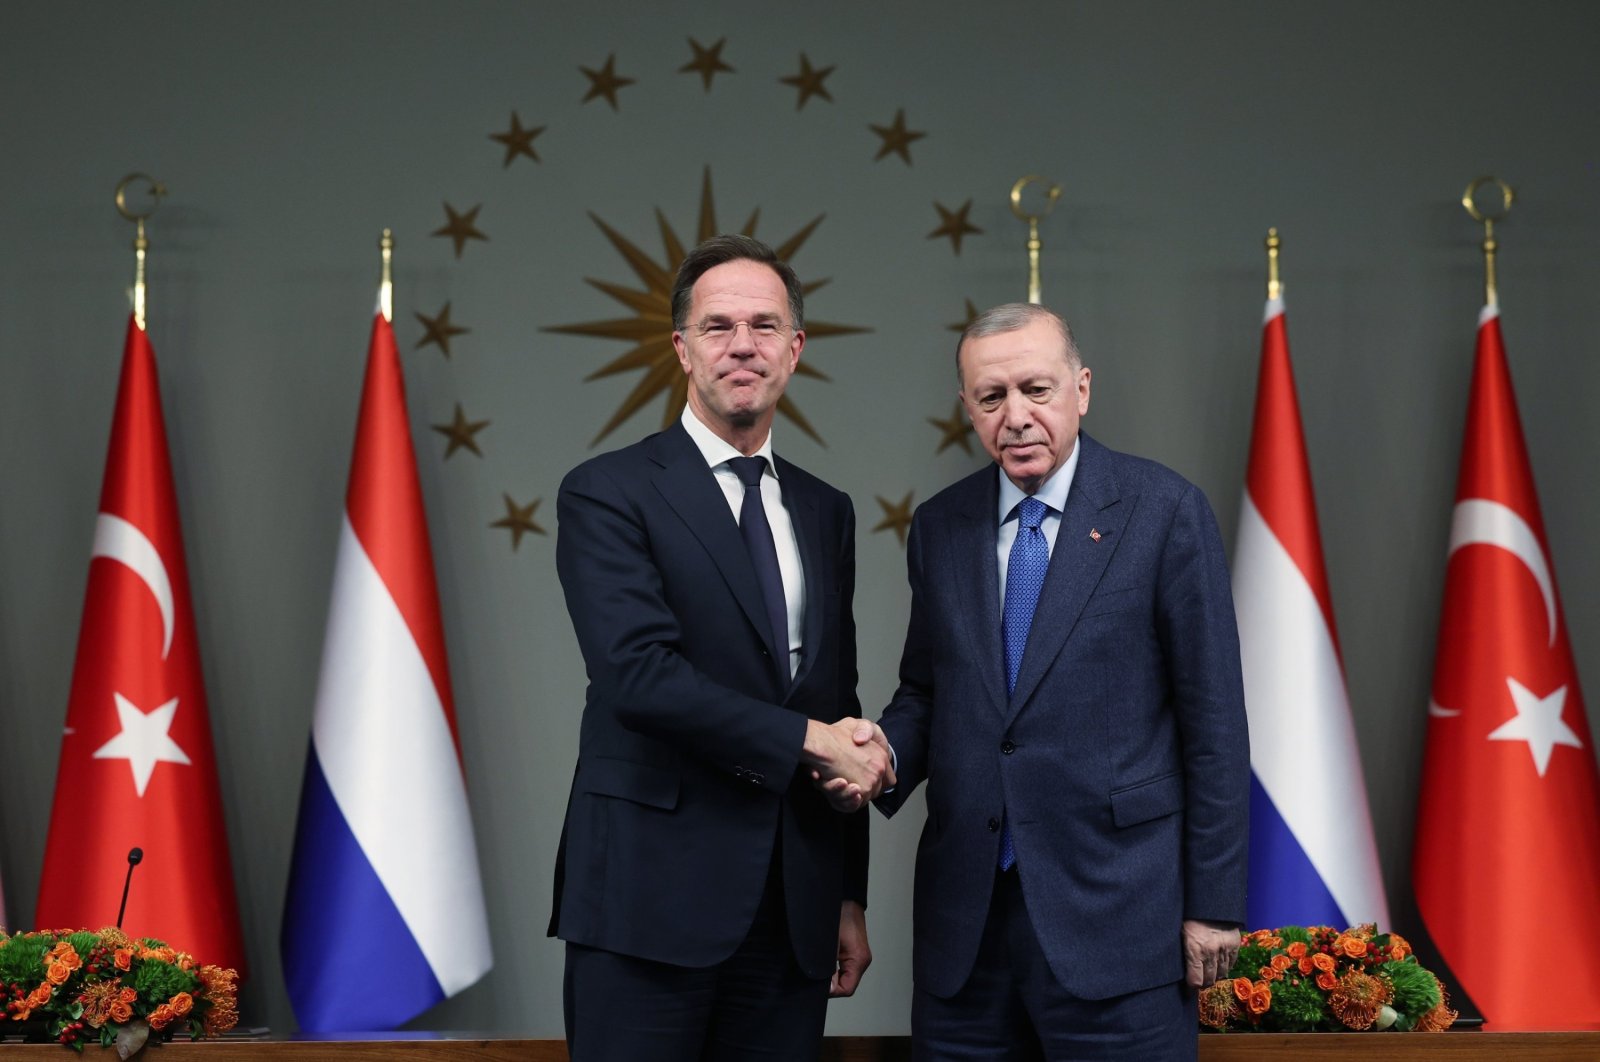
[0, 925, 238, 1053]
[1199, 924, 1458, 1033]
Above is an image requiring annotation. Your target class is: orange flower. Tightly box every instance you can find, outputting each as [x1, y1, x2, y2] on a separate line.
[1232, 977, 1254, 1001]
[1316, 971, 1338, 991]
[1328, 969, 1393, 1030]
[178, 954, 195, 971]
[118, 988, 137, 1004]
[149, 1004, 176, 1031]
[1311, 952, 1336, 973]
[1388, 933, 1413, 959]
[1337, 935, 1368, 959]
[114, 948, 134, 971]
[1259, 964, 1281, 983]
[28, 984, 53, 1008]
[1198, 981, 1240, 1029]
[1298, 956, 1314, 975]
[1270, 954, 1293, 972]
[1286, 941, 1308, 959]
[170, 992, 194, 1017]
[108, 1000, 133, 1025]
[46, 961, 72, 985]
[1248, 982, 1272, 1015]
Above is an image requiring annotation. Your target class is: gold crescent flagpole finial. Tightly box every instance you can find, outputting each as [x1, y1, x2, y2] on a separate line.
[114, 173, 166, 330]
[1462, 176, 1514, 306]
[1265, 227, 1283, 302]
[1009, 174, 1062, 305]
[379, 228, 395, 323]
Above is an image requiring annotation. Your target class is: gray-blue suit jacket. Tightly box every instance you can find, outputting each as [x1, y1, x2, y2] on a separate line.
[876, 431, 1248, 1000]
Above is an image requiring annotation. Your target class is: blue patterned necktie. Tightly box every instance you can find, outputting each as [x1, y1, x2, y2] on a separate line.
[728, 456, 789, 680]
[999, 495, 1050, 870]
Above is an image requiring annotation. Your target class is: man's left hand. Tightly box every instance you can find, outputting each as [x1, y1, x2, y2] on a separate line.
[831, 900, 872, 997]
[1182, 919, 1241, 988]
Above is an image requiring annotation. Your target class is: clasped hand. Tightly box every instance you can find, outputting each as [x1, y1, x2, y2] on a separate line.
[802, 718, 894, 812]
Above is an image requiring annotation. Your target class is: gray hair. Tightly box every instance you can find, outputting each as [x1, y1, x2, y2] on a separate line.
[955, 303, 1082, 385]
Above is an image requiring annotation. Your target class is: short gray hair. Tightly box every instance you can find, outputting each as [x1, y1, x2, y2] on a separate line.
[955, 303, 1082, 385]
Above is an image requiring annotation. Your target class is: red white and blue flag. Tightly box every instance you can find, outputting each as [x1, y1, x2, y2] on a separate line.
[281, 307, 492, 1031]
[1413, 303, 1600, 1027]
[1232, 296, 1390, 930]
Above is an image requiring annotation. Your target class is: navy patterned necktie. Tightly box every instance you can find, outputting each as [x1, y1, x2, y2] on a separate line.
[999, 495, 1050, 870]
[728, 456, 789, 678]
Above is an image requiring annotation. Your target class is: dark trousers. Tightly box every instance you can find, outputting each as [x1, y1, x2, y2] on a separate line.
[913, 869, 1196, 1062]
[564, 857, 830, 1062]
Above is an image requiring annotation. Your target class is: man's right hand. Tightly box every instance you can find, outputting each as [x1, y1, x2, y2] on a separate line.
[802, 718, 895, 812]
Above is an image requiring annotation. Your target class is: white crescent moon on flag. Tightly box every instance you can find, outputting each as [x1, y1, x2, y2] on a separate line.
[92, 512, 175, 659]
[1428, 498, 1557, 718]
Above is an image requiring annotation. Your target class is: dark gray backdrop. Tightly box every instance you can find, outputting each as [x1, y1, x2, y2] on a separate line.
[3, 0, 1597, 1037]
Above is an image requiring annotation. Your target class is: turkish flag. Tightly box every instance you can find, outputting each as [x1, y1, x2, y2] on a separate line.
[36, 315, 246, 976]
[1413, 305, 1600, 1028]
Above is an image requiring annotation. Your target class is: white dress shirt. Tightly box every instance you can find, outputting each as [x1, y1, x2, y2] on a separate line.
[995, 434, 1081, 602]
[681, 406, 805, 679]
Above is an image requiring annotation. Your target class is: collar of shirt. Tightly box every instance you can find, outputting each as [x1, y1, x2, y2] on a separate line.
[996, 433, 1080, 527]
[680, 404, 780, 479]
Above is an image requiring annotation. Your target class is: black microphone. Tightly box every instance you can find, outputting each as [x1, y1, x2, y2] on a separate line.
[116, 847, 143, 930]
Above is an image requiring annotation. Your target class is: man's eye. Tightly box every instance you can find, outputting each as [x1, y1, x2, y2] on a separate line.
[755, 323, 779, 335]
[1027, 386, 1053, 400]
[704, 323, 731, 333]
[979, 395, 1003, 410]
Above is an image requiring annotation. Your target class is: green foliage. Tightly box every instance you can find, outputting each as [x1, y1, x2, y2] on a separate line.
[1232, 944, 1271, 975]
[64, 932, 99, 960]
[0, 934, 51, 982]
[1277, 925, 1313, 946]
[1264, 978, 1330, 1031]
[131, 958, 200, 1001]
[1381, 958, 1441, 1018]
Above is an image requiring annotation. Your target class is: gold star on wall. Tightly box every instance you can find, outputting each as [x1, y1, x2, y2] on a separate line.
[779, 53, 834, 109]
[581, 54, 635, 110]
[681, 37, 733, 91]
[869, 108, 926, 165]
[948, 297, 980, 333]
[432, 202, 488, 259]
[432, 403, 490, 458]
[928, 200, 981, 254]
[928, 402, 974, 455]
[489, 111, 545, 167]
[492, 494, 545, 550]
[415, 301, 470, 358]
[873, 492, 915, 548]
[545, 167, 868, 446]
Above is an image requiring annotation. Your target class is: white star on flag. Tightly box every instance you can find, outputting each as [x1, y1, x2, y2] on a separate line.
[92, 692, 191, 797]
[1488, 677, 1583, 777]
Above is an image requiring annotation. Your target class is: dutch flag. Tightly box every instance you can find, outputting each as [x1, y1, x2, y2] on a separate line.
[282, 307, 492, 1030]
[1233, 295, 1390, 931]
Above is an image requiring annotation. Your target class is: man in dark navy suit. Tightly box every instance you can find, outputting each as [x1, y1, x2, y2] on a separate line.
[550, 235, 892, 1061]
[867, 303, 1249, 1060]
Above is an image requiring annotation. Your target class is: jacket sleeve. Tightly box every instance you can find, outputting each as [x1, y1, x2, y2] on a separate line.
[556, 460, 807, 794]
[1156, 482, 1251, 924]
[875, 511, 935, 817]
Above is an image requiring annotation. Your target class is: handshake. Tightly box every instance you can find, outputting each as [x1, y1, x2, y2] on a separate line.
[801, 717, 896, 813]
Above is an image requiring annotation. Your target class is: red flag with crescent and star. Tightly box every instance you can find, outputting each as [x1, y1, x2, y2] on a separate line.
[1413, 304, 1600, 1028]
[35, 315, 246, 976]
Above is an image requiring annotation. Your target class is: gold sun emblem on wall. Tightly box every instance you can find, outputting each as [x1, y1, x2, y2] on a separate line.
[545, 167, 869, 446]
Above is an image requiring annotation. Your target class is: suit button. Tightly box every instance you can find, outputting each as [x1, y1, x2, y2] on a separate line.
[1000, 740, 1015, 755]
[987, 817, 1000, 832]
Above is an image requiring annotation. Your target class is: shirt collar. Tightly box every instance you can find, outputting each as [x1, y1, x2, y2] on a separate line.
[680, 405, 779, 478]
[997, 433, 1079, 524]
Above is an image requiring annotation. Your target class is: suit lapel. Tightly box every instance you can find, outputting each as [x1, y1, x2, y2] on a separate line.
[948, 469, 1008, 718]
[778, 458, 823, 695]
[1006, 434, 1124, 726]
[649, 424, 786, 679]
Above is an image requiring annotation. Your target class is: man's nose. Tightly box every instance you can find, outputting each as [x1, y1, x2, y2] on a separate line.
[726, 321, 760, 354]
[1001, 390, 1032, 426]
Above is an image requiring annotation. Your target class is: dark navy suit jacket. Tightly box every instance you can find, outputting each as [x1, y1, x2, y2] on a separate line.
[549, 421, 866, 980]
[877, 432, 1248, 1000]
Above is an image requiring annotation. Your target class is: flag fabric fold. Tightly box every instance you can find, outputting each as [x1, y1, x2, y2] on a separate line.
[35, 315, 246, 974]
[1234, 296, 1390, 931]
[1413, 303, 1600, 1028]
[281, 309, 492, 1032]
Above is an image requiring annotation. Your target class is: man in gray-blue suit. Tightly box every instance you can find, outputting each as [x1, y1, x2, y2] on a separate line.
[867, 303, 1249, 1060]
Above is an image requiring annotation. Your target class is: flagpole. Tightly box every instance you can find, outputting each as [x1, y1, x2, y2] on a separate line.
[1265, 227, 1283, 301]
[1462, 176, 1514, 306]
[113, 173, 166, 330]
[1009, 174, 1061, 305]
[379, 228, 395, 324]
